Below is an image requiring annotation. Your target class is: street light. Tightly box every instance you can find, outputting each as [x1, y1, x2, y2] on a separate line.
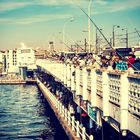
[112, 25, 120, 48]
[88, 0, 92, 53]
[122, 28, 128, 48]
[62, 17, 74, 52]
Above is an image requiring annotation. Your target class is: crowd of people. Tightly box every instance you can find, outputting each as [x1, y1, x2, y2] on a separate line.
[59, 52, 140, 73]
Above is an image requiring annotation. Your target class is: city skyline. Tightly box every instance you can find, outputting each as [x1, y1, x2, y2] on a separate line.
[0, 0, 140, 50]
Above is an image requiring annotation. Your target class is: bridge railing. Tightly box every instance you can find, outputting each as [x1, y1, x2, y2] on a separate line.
[36, 60, 140, 137]
[37, 78, 93, 140]
[128, 75, 140, 116]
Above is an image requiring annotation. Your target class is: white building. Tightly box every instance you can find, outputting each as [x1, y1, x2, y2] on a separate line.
[17, 47, 35, 67]
[5, 43, 35, 74]
[0, 51, 6, 74]
[5, 49, 18, 73]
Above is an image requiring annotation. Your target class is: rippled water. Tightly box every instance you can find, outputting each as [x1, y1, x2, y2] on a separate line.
[0, 84, 69, 140]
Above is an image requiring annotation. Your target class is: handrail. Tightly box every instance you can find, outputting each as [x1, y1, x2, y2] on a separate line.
[37, 79, 94, 140]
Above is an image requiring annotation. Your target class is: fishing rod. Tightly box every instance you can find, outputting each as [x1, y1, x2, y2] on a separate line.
[71, 0, 139, 71]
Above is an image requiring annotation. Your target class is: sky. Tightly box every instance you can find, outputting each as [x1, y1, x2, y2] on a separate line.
[0, 0, 140, 50]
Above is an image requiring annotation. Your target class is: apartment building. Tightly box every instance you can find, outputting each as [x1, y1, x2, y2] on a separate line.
[5, 46, 35, 74]
[17, 47, 35, 67]
[0, 51, 6, 74]
[5, 50, 18, 73]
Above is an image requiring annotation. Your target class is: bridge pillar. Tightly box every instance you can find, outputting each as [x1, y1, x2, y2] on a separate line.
[60, 63, 63, 82]
[83, 68, 88, 100]
[120, 73, 129, 136]
[64, 64, 67, 85]
[91, 69, 97, 107]
[102, 71, 110, 120]
[76, 67, 81, 96]
[71, 65, 75, 91]
[67, 64, 71, 88]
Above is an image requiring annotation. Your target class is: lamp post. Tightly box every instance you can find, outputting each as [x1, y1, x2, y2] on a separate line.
[122, 28, 128, 48]
[88, 0, 92, 53]
[62, 17, 74, 52]
[112, 25, 120, 48]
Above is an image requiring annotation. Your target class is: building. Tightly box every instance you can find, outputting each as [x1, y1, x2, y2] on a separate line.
[0, 51, 6, 74]
[5, 43, 35, 76]
[16, 43, 35, 79]
[17, 47, 35, 67]
[34, 48, 48, 59]
[5, 49, 18, 73]
[0, 62, 2, 75]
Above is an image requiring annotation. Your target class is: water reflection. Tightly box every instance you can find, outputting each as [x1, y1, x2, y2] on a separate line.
[0, 85, 69, 140]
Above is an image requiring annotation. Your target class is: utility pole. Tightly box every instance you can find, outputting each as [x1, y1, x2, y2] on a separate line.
[96, 28, 98, 54]
[88, 0, 92, 53]
[126, 30, 128, 48]
[112, 25, 120, 48]
[113, 25, 115, 47]
[110, 38, 112, 47]
[84, 38, 87, 52]
[70, 45, 73, 52]
[96, 28, 102, 55]
[122, 28, 128, 48]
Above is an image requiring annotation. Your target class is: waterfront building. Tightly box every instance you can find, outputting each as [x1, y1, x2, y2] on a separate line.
[4, 44, 35, 78]
[5, 49, 18, 74]
[16, 47, 35, 67]
[0, 62, 2, 75]
[0, 51, 6, 74]
[16, 44, 35, 79]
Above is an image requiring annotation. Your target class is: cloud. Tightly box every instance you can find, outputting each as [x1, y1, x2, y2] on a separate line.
[94, 0, 108, 5]
[107, 0, 140, 12]
[16, 14, 73, 25]
[0, 1, 31, 12]
[1, 0, 139, 24]
[38, 0, 88, 6]
[0, 0, 79, 9]
[92, 0, 140, 15]
[0, 0, 140, 14]
[0, 18, 11, 23]
[0, 0, 88, 14]
[0, 13, 72, 25]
